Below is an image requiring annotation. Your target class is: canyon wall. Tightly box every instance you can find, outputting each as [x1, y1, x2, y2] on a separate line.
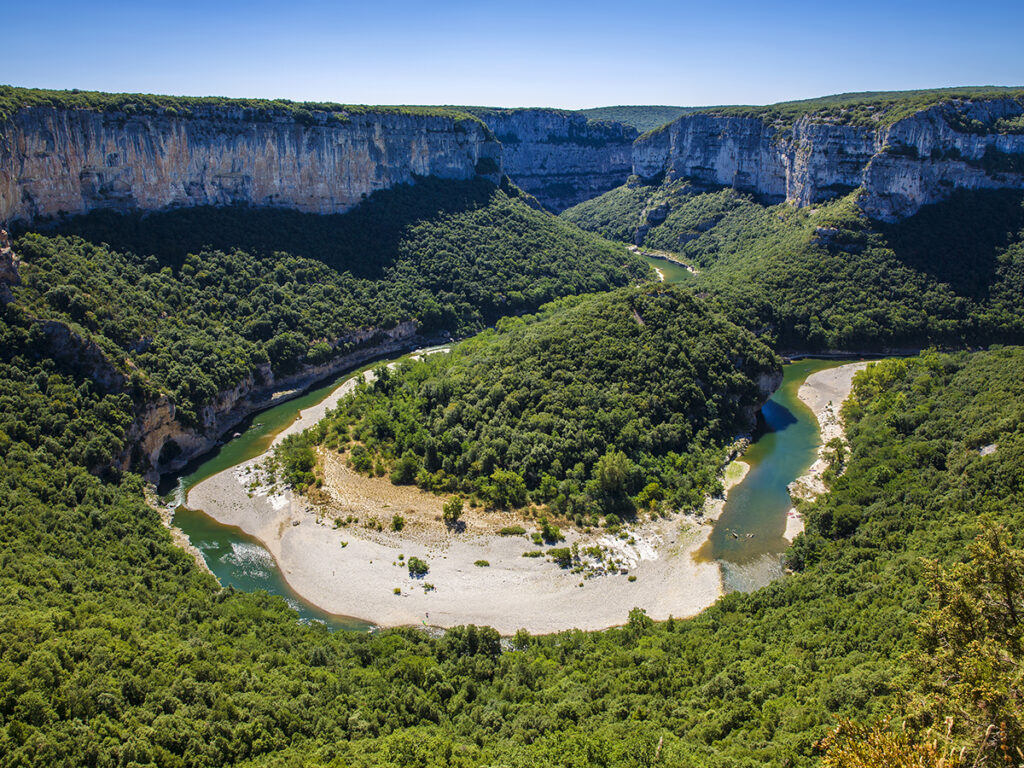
[0, 106, 502, 224]
[632, 98, 1024, 220]
[470, 109, 637, 211]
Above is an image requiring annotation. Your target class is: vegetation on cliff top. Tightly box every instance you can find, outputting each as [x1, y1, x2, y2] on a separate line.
[564, 180, 1024, 351]
[682, 86, 1024, 132]
[578, 105, 699, 133]
[288, 284, 779, 519]
[11, 178, 649, 425]
[2, 322, 1022, 765]
[0, 84, 486, 126]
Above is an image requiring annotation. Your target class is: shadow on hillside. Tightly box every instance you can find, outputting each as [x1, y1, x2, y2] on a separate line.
[881, 189, 1024, 299]
[24, 176, 502, 280]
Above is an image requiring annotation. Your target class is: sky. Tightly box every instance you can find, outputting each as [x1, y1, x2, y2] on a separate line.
[6, 0, 1024, 109]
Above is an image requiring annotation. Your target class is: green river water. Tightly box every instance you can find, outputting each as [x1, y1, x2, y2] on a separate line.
[696, 358, 849, 592]
[164, 285, 852, 628]
[163, 359, 398, 631]
[639, 253, 695, 283]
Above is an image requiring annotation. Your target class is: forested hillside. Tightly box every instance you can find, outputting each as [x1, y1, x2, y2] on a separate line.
[690, 86, 1024, 130]
[3, 303, 1021, 765]
[0, 84, 481, 123]
[563, 181, 1024, 350]
[288, 285, 780, 519]
[4, 79, 1024, 768]
[10, 178, 649, 426]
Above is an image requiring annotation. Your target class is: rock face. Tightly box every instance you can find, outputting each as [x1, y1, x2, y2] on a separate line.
[0, 229, 19, 304]
[632, 98, 1024, 220]
[26, 308, 419, 481]
[471, 109, 637, 211]
[130, 321, 419, 481]
[0, 106, 502, 224]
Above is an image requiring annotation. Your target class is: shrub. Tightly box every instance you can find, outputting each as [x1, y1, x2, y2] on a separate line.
[442, 495, 464, 529]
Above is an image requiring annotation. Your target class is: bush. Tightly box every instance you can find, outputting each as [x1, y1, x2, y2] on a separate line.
[474, 560, 490, 567]
[407, 556, 429, 577]
[390, 451, 420, 485]
[548, 547, 573, 568]
[443, 495, 463, 529]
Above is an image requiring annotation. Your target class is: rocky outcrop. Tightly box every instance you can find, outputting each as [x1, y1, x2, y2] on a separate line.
[19, 305, 419, 480]
[471, 109, 637, 211]
[0, 229, 19, 304]
[130, 321, 419, 480]
[0, 106, 502, 224]
[633, 98, 1024, 220]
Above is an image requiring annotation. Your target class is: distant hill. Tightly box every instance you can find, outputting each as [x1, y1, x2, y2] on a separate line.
[577, 105, 699, 133]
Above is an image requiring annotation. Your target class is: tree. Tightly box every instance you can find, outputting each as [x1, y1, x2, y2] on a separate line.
[442, 495, 463, 529]
[488, 469, 528, 508]
[596, 449, 630, 494]
[390, 451, 420, 484]
[822, 526, 1024, 767]
[909, 525, 1024, 762]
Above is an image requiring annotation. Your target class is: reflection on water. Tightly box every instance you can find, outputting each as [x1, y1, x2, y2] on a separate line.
[638, 253, 695, 284]
[696, 359, 851, 592]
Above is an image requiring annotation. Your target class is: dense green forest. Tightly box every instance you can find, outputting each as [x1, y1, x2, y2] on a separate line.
[0, 84, 480, 124]
[10, 178, 648, 424]
[5, 81, 1024, 766]
[2, 304, 1021, 765]
[286, 285, 779, 518]
[577, 105, 697, 133]
[638, 86, 1024, 135]
[563, 180, 1024, 350]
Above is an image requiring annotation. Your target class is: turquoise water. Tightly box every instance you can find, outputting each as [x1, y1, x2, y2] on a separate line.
[697, 359, 850, 592]
[163, 353, 424, 632]
[164, 328, 849, 624]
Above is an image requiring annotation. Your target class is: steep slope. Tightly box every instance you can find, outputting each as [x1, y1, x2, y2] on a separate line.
[0, 86, 502, 224]
[5, 177, 650, 477]
[465, 108, 637, 211]
[632, 88, 1024, 220]
[564, 180, 1024, 351]
[4, 321, 1023, 765]
[297, 284, 780, 518]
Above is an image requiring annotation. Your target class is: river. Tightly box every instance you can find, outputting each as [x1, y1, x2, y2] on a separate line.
[163, 361, 393, 631]
[695, 358, 848, 592]
[165, 308, 844, 629]
[638, 252, 695, 283]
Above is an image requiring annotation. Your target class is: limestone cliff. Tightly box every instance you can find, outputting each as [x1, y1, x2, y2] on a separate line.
[0, 105, 502, 224]
[470, 109, 637, 211]
[0, 228, 19, 304]
[23, 304, 418, 481]
[131, 321, 419, 481]
[632, 98, 1024, 220]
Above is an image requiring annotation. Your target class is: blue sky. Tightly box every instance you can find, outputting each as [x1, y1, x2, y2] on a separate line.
[6, 0, 1024, 109]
